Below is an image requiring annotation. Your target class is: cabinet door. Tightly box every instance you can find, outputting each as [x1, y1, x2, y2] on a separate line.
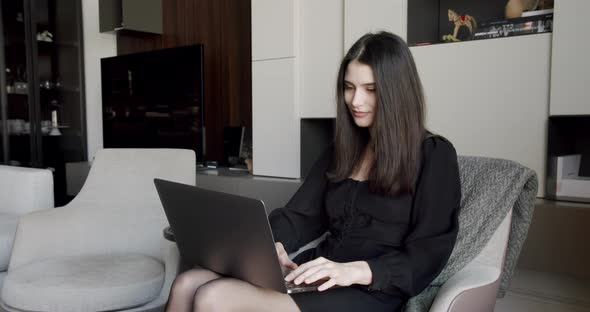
[122, 0, 162, 34]
[549, 0, 590, 116]
[251, 0, 294, 61]
[299, 0, 342, 118]
[344, 0, 406, 50]
[252, 58, 300, 178]
[1, 0, 34, 166]
[99, 0, 122, 32]
[411, 34, 552, 197]
[99, 0, 162, 34]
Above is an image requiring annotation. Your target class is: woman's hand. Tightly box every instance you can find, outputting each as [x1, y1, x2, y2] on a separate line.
[275, 242, 298, 272]
[284, 257, 372, 291]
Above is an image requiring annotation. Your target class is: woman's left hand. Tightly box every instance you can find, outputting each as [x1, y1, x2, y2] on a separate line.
[284, 257, 372, 291]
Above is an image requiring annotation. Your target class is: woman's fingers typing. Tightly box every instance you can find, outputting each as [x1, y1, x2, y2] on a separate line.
[285, 258, 365, 291]
[275, 242, 298, 270]
[284, 257, 329, 281]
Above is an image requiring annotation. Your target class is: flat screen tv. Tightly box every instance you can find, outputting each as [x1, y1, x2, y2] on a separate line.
[101, 45, 205, 163]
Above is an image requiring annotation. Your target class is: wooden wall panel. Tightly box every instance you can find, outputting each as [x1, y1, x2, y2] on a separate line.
[221, 0, 252, 128]
[116, 0, 251, 162]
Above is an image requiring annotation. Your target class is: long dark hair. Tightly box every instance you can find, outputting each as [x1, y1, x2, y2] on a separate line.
[330, 32, 426, 196]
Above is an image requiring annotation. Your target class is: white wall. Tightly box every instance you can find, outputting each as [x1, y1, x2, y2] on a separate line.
[549, 0, 590, 116]
[82, 0, 116, 161]
[411, 34, 552, 196]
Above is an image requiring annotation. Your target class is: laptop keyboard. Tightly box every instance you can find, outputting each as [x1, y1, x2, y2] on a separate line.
[283, 276, 330, 293]
[285, 278, 325, 289]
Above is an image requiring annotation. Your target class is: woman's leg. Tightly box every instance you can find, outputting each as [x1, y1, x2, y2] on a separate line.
[193, 278, 300, 312]
[166, 268, 222, 312]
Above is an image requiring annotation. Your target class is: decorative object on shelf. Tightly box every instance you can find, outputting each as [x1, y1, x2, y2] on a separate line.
[10, 65, 28, 94]
[505, 0, 554, 18]
[5, 67, 14, 93]
[13, 81, 28, 94]
[244, 158, 253, 174]
[49, 99, 62, 108]
[474, 12, 553, 40]
[40, 120, 51, 135]
[443, 9, 478, 42]
[547, 155, 590, 203]
[36, 30, 53, 42]
[40, 79, 55, 90]
[49, 110, 61, 136]
[7, 119, 25, 135]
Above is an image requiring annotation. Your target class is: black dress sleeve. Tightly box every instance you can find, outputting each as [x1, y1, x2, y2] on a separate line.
[268, 147, 332, 254]
[366, 137, 461, 297]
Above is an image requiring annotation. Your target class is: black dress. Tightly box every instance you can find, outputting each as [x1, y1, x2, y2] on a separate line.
[269, 136, 461, 312]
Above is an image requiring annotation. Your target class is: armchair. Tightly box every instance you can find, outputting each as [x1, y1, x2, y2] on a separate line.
[0, 149, 195, 312]
[0, 165, 54, 290]
[289, 156, 537, 312]
[420, 156, 537, 312]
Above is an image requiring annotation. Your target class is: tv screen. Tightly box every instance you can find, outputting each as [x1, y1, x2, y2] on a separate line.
[101, 45, 205, 163]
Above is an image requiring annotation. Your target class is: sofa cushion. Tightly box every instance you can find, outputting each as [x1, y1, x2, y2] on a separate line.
[0, 214, 19, 271]
[1, 253, 164, 312]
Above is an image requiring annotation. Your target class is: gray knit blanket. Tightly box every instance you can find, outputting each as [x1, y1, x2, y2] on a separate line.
[404, 156, 538, 312]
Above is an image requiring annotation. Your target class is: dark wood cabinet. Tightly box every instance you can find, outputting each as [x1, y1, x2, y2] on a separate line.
[99, 0, 163, 34]
[0, 0, 86, 206]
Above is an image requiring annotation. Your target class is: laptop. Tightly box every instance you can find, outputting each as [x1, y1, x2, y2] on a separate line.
[154, 178, 323, 294]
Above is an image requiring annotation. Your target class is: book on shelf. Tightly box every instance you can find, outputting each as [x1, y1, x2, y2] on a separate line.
[522, 8, 554, 18]
[474, 13, 553, 40]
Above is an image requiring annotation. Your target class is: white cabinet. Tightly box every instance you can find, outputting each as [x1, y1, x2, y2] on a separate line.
[549, 0, 590, 116]
[344, 0, 407, 50]
[251, 0, 299, 178]
[411, 34, 552, 196]
[299, 0, 343, 118]
[251, 0, 556, 186]
[251, 0, 295, 61]
[252, 58, 300, 178]
[300, 0, 409, 119]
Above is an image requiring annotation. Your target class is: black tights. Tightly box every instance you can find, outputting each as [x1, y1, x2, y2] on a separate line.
[165, 267, 300, 312]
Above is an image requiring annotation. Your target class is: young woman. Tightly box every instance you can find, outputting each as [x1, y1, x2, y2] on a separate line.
[165, 31, 461, 312]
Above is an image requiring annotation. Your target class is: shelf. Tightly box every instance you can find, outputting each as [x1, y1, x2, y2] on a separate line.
[410, 31, 553, 48]
[4, 40, 26, 48]
[39, 87, 80, 93]
[36, 40, 80, 48]
[407, 1, 554, 47]
[536, 198, 590, 210]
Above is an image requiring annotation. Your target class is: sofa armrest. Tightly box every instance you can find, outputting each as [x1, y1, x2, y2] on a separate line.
[429, 265, 501, 312]
[9, 205, 157, 269]
[8, 207, 78, 269]
[157, 237, 181, 300]
[0, 166, 54, 215]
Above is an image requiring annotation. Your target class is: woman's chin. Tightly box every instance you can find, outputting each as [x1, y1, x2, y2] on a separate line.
[353, 117, 373, 128]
